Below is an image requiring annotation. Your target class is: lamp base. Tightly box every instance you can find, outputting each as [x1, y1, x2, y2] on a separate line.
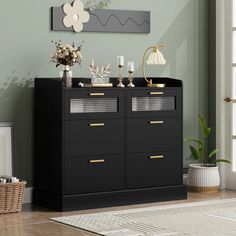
[147, 83, 166, 88]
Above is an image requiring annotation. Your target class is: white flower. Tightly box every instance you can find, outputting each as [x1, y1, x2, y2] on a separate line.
[63, 0, 90, 32]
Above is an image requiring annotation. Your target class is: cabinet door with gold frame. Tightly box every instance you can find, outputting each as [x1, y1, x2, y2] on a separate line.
[126, 88, 182, 118]
[65, 89, 125, 120]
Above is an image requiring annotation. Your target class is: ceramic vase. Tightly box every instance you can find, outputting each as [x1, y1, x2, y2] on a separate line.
[187, 164, 220, 193]
[61, 65, 72, 88]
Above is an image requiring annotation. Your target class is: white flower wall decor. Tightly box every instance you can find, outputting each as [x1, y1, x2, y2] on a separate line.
[63, 0, 90, 32]
[51, 1, 150, 33]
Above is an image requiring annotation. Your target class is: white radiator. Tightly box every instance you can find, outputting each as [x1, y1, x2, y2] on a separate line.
[0, 125, 13, 176]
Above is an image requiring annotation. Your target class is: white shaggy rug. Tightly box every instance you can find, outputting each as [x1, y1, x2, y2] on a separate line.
[51, 198, 236, 236]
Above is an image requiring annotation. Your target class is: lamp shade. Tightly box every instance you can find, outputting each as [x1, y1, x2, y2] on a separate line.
[146, 48, 166, 65]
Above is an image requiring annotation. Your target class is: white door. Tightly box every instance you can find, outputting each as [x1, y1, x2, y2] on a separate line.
[216, 0, 236, 189]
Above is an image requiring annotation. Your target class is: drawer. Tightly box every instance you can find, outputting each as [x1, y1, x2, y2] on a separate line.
[127, 117, 182, 153]
[127, 151, 182, 189]
[65, 89, 124, 120]
[64, 155, 125, 194]
[127, 89, 182, 118]
[65, 119, 124, 157]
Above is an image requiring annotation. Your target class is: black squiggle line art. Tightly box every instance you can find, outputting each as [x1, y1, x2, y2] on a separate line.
[90, 13, 150, 27]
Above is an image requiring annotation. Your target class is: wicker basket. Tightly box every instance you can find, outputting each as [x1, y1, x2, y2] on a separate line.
[0, 181, 26, 214]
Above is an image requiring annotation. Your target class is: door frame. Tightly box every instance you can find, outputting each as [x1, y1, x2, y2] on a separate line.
[216, 0, 235, 189]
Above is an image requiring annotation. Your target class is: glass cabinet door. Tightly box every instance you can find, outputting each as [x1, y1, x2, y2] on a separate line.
[132, 96, 176, 112]
[127, 89, 182, 118]
[70, 98, 118, 114]
[65, 90, 124, 120]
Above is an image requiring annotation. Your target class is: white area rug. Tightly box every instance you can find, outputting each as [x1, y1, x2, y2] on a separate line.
[51, 198, 236, 236]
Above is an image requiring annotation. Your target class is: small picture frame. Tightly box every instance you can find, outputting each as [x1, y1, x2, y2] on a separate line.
[0, 123, 15, 176]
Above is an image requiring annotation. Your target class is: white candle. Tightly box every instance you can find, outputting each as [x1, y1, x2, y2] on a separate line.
[127, 62, 135, 72]
[117, 56, 124, 67]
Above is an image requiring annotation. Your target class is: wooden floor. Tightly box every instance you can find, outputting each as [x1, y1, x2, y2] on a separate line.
[0, 190, 236, 236]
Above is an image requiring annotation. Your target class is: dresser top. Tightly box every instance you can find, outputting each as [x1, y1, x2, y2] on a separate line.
[36, 77, 182, 89]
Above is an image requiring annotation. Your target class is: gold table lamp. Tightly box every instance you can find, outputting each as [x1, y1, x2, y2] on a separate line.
[142, 44, 166, 87]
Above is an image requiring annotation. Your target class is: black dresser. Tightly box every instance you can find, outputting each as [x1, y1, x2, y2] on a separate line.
[34, 77, 187, 211]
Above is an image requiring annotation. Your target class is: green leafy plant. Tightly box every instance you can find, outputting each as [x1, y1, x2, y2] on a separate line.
[185, 115, 231, 167]
[85, 0, 111, 11]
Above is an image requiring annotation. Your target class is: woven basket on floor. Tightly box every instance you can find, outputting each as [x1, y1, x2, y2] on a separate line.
[0, 181, 26, 214]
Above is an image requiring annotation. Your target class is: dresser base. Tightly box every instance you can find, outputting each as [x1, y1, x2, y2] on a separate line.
[33, 185, 187, 211]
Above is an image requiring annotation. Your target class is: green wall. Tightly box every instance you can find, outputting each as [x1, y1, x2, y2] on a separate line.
[0, 0, 209, 186]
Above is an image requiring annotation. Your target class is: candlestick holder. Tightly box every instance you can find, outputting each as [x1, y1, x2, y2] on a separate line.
[117, 65, 125, 87]
[127, 71, 135, 87]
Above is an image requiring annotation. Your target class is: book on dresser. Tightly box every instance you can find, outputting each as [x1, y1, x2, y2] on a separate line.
[33, 77, 187, 211]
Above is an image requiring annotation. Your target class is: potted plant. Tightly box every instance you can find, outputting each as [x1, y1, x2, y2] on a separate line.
[185, 115, 230, 193]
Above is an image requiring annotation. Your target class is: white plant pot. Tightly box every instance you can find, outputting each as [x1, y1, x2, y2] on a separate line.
[187, 164, 220, 193]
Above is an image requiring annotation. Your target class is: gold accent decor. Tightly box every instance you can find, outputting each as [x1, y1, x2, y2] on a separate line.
[89, 93, 105, 96]
[91, 83, 113, 88]
[89, 59, 111, 81]
[149, 121, 164, 124]
[142, 44, 166, 87]
[117, 65, 125, 88]
[127, 71, 135, 88]
[187, 185, 219, 193]
[89, 123, 105, 127]
[89, 159, 105, 164]
[149, 92, 164, 95]
[155, 83, 166, 88]
[147, 83, 166, 88]
[149, 155, 164, 159]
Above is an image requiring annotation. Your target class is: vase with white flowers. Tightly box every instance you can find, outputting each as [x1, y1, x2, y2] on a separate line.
[51, 41, 83, 87]
[185, 115, 231, 193]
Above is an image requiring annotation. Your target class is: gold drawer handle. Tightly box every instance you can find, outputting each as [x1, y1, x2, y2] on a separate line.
[89, 159, 105, 164]
[89, 123, 105, 127]
[149, 121, 164, 124]
[89, 93, 105, 96]
[149, 155, 164, 159]
[149, 92, 164, 95]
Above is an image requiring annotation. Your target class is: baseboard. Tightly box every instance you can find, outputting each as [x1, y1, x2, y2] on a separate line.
[183, 174, 188, 185]
[34, 185, 187, 211]
[24, 187, 33, 204]
[25, 175, 188, 204]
